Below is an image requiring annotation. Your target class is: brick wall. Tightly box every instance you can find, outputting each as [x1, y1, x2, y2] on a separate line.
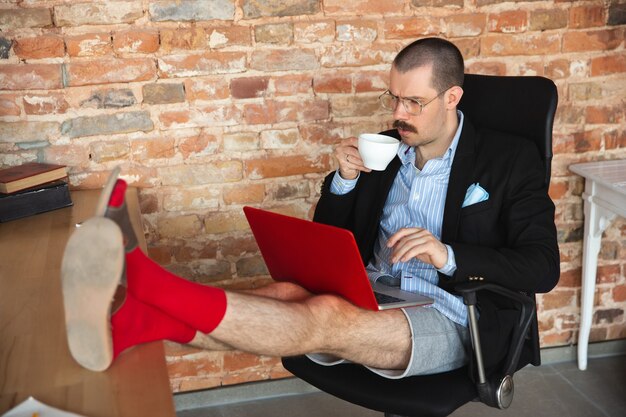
[1, 0, 624, 392]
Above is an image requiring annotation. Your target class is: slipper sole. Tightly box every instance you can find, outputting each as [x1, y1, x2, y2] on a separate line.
[61, 217, 123, 371]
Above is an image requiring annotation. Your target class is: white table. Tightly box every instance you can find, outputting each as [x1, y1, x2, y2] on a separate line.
[569, 159, 626, 371]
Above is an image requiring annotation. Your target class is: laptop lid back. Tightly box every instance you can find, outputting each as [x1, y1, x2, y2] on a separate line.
[243, 206, 379, 311]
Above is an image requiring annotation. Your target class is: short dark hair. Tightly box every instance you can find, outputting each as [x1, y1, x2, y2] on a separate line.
[393, 37, 465, 92]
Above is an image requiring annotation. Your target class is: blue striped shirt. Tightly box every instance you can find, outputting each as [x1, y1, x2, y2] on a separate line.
[330, 111, 467, 326]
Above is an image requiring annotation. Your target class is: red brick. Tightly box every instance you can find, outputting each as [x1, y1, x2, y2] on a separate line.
[206, 26, 251, 49]
[548, 179, 569, 200]
[131, 137, 176, 160]
[54, 2, 143, 26]
[545, 59, 571, 80]
[250, 48, 318, 72]
[614, 283, 626, 302]
[299, 121, 346, 146]
[294, 20, 335, 43]
[573, 129, 603, 153]
[556, 268, 581, 288]
[147, 245, 172, 265]
[586, 104, 625, 124]
[160, 28, 206, 52]
[173, 241, 219, 262]
[321, 44, 397, 67]
[569, 5, 606, 28]
[481, 33, 560, 56]
[220, 235, 260, 258]
[0, 94, 21, 116]
[516, 61, 544, 77]
[204, 210, 249, 234]
[354, 70, 388, 93]
[541, 289, 577, 310]
[67, 58, 156, 86]
[488, 11, 528, 33]
[245, 154, 331, 179]
[223, 184, 266, 205]
[23, 92, 69, 115]
[604, 128, 626, 150]
[65, 33, 112, 57]
[230, 76, 270, 99]
[324, 0, 405, 14]
[445, 14, 486, 37]
[178, 132, 219, 159]
[113, 29, 159, 54]
[167, 355, 221, 378]
[597, 264, 621, 284]
[223, 351, 268, 372]
[313, 73, 352, 93]
[336, 20, 378, 42]
[563, 28, 624, 52]
[184, 77, 230, 101]
[272, 74, 312, 96]
[0, 64, 62, 90]
[465, 61, 506, 76]
[14, 35, 64, 59]
[530, 9, 568, 31]
[159, 52, 246, 78]
[243, 101, 278, 124]
[591, 54, 626, 76]
[0, 8, 52, 29]
[541, 331, 574, 347]
[452, 38, 480, 59]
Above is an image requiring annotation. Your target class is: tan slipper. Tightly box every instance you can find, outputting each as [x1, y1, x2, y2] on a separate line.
[61, 216, 124, 371]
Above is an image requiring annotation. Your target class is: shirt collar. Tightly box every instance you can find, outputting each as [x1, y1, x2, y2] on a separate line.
[397, 110, 464, 167]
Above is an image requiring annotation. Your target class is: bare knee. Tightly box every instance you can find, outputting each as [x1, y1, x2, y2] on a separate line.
[303, 295, 359, 348]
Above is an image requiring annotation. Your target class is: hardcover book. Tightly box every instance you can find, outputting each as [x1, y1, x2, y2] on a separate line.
[0, 180, 73, 222]
[0, 162, 68, 194]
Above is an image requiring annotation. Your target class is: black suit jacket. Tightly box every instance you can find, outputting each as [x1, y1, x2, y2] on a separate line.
[313, 118, 560, 375]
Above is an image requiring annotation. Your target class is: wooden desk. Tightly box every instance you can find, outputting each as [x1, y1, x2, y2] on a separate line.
[0, 189, 176, 417]
[569, 159, 626, 371]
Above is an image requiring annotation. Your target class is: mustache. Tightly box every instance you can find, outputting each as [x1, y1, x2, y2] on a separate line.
[393, 120, 417, 133]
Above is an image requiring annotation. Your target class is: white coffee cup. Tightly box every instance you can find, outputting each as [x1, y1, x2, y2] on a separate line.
[358, 133, 400, 171]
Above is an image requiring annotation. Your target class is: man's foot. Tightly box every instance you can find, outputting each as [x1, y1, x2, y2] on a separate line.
[61, 216, 123, 371]
[61, 217, 197, 371]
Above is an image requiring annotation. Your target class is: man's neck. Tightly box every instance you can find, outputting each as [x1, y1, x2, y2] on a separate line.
[414, 114, 459, 169]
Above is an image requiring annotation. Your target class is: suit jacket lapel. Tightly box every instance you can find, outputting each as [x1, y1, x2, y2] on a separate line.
[442, 120, 477, 244]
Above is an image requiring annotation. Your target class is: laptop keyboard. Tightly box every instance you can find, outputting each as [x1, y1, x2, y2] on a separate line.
[374, 291, 405, 305]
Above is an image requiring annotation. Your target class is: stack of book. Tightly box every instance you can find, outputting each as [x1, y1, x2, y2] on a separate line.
[0, 162, 73, 222]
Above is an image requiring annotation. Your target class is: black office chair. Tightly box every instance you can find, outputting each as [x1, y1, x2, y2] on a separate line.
[282, 74, 559, 417]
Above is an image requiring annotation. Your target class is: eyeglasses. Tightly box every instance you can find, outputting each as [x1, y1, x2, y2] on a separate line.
[378, 88, 449, 115]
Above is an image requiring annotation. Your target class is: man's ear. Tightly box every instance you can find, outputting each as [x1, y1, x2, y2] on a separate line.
[446, 86, 464, 109]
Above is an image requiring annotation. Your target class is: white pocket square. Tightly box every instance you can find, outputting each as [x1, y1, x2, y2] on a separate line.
[463, 183, 489, 208]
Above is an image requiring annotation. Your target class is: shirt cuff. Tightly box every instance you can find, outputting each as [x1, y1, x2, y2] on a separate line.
[437, 244, 457, 277]
[330, 170, 359, 195]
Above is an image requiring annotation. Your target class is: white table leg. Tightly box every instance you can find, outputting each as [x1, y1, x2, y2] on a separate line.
[577, 188, 616, 371]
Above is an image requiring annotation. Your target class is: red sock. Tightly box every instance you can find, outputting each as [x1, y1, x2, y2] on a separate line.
[109, 179, 126, 208]
[126, 248, 227, 334]
[111, 292, 196, 358]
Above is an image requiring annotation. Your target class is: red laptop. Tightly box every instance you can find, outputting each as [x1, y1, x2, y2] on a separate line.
[243, 206, 433, 311]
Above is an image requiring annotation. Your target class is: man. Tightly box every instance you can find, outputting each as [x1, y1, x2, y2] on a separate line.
[62, 38, 559, 378]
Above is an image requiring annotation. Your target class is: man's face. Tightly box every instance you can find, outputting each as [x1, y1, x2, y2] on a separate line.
[388, 65, 448, 148]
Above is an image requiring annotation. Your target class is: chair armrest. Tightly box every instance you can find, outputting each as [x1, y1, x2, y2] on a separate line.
[454, 282, 536, 408]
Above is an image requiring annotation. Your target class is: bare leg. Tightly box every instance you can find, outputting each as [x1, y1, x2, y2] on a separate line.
[188, 282, 315, 351]
[210, 290, 412, 370]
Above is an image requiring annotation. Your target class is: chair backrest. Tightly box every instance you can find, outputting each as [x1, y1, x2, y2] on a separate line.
[458, 74, 558, 186]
